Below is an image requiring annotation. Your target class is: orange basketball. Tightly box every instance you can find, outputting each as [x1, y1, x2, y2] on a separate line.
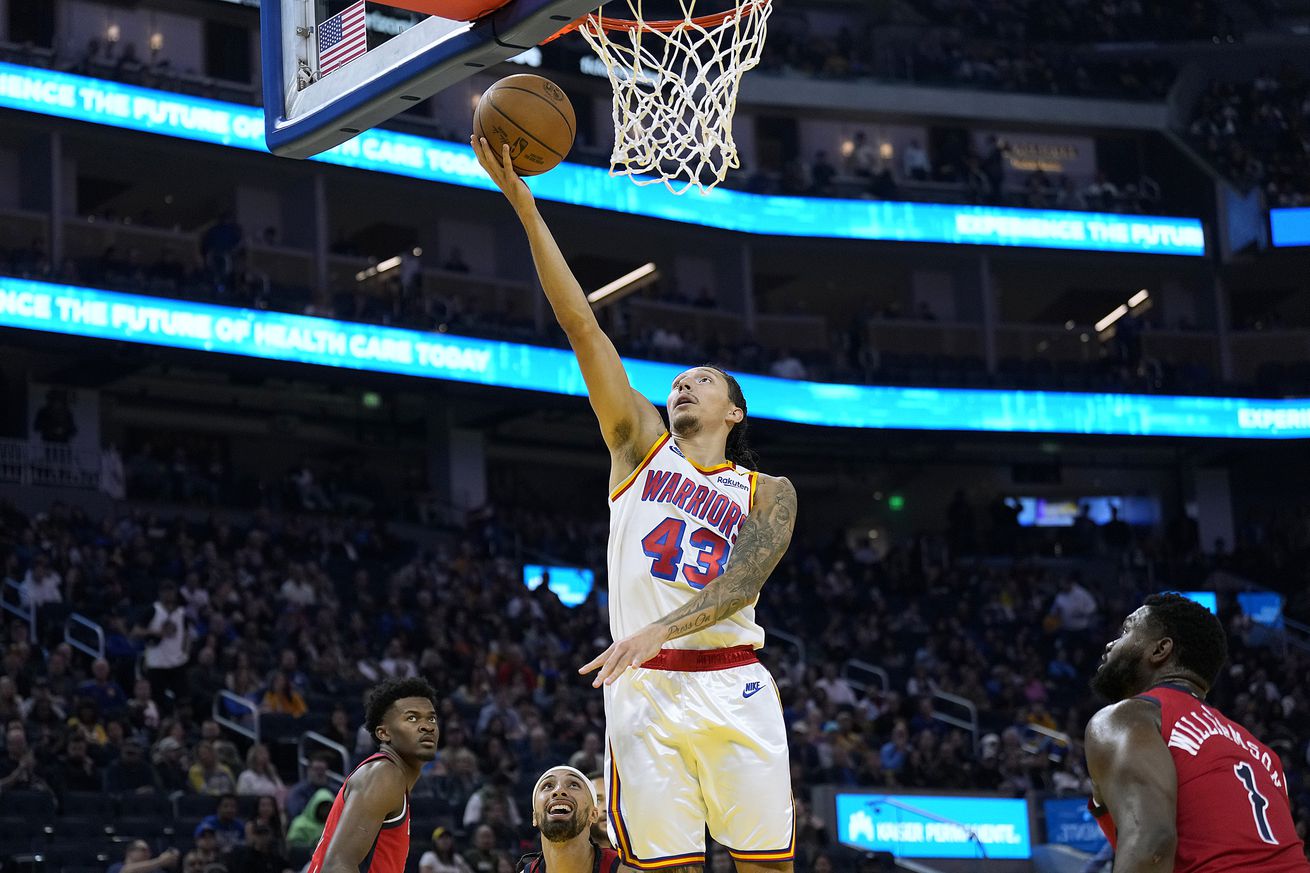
[474, 74, 576, 176]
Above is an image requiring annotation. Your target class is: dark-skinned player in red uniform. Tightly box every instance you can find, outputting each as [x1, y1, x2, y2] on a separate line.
[1086, 593, 1310, 872]
[308, 678, 439, 873]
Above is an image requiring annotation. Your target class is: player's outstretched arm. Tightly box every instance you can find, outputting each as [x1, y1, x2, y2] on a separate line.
[471, 136, 663, 458]
[1085, 699, 1178, 873]
[581, 474, 796, 686]
[318, 764, 407, 873]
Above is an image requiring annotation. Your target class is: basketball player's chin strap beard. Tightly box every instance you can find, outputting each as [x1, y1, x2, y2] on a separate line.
[658, 479, 796, 640]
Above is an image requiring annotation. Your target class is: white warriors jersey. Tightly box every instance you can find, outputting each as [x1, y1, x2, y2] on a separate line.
[607, 433, 765, 650]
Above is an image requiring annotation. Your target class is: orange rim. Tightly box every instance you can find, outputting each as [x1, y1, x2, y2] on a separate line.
[543, 1, 767, 43]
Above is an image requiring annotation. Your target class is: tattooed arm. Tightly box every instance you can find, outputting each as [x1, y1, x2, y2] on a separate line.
[579, 474, 797, 687]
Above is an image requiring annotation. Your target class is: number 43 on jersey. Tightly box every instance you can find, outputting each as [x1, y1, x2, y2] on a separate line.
[641, 518, 732, 589]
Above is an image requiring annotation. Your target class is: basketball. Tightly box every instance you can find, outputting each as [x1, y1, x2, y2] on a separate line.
[474, 74, 576, 176]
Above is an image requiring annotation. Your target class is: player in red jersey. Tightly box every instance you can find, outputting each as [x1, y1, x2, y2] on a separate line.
[519, 765, 628, 873]
[308, 678, 439, 873]
[1086, 593, 1310, 872]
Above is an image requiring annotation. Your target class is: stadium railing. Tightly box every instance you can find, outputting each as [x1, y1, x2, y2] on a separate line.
[929, 690, 981, 755]
[298, 730, 352, 786]
[0, 578, 35, 642]
[842, 658, 892, 694]
[64, 612, 107, 661]
[214, 689, 261, 743]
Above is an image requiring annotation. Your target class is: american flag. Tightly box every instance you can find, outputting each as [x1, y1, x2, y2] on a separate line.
[317, 0, 368, 77]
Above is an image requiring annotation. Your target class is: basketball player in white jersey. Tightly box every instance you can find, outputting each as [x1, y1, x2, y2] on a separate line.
[474, 137, 797, 873]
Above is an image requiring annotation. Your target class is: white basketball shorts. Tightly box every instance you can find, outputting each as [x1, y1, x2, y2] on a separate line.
[603, 646, 795, 869]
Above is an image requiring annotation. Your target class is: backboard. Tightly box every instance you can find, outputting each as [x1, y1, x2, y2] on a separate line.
[261, 0, 598, 159]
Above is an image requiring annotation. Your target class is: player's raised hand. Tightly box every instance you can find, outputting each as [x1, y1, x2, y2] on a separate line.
[579, 624, 666, 688]
[470, 136, 536, 215]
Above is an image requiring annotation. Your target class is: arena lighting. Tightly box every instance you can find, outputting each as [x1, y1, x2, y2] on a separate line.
[355, 256, 403, 282]
[1095, 304, 1129, 333]
[0, 62, 1207, 255]
[4, 276, 1310, 438]
[1096, 288, 1150, 333]
[587, 262, 659, 307]
[354, 247, 421, 282]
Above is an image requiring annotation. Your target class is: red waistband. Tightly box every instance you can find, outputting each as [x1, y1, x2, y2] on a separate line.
[639, 645, 759, 672]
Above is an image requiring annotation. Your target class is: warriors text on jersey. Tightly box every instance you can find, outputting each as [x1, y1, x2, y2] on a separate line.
[307, 753, 411, 873]
[608, 432, 763, 649]
[1092, 684, 1309, 872]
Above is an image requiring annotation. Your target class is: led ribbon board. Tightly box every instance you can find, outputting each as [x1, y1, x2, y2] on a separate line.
[3, 277, 1309, 438]
[0, 62, 1205, 255]
[1270, 208, 1310, 247]
[836, 793, 1033, 860]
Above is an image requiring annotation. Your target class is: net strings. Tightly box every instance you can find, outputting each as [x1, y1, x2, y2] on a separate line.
[579, 0, 772, 195]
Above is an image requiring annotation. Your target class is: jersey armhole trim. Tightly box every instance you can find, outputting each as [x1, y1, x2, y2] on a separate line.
[609, 432, 671, 502]
[747, 471, 759, 512]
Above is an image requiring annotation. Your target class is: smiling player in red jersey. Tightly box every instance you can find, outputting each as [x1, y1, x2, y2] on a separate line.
[308, 677, 439, 873]
[1086, 593, 1309, 872]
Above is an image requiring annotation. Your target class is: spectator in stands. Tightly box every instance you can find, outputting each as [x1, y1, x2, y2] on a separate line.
[463, 769, 522, 837]
[1083, 171, 1119, 210]
[0, 676, 22, 723]
[278, 566, 316, 607]
[461, 824, 500, 873]
[100, 442, 126, 499]
[105, 736, 164, 794]
[183, 827, 224, 873]
[286, 752, 333, 819]
[134, 583, 191, 712]
[566, 731, 603, 775]
[902, 139, 931, 181]
[32, 388, 77, 443]
[201, 212, 244, 295]
[879, 720, 911, 781]
[19, 552, 62, 608]
[321, 705, 356, 752]
[67, 698, 109, 746]
[78, 657, 128, 716]
[1054, 175, 1088, 209]
[260, 672, 307, 718]
[810, 151, 837, 195]
[0, 725, 51, 794]
[770, 349, 808, 380]
[1049, 574, 1099, 635]
[196, 794, 246, 853]
[224, 821, 291, 873]
[237, 742, 286, 802]
[245, 795, 287, 851]
[153, 735, 190, 792]
[189, 739, 237, 795]
[53, 732, 101, 795]
[286, 785, 335, 851]
[127, 677, 161, 732]
[421, 826, 474, 873]
[107, 840, 181, 873]
[848, 132, 878, 178]
[1102, 506, 1133, 552]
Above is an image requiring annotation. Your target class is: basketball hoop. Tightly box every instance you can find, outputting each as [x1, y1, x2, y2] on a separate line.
[549, 0, 772, 195]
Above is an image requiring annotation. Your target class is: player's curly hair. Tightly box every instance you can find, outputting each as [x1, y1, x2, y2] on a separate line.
[1144, 592, 1228, 690]
[706, 365, 760, 470]
[364, 677, 438, 739]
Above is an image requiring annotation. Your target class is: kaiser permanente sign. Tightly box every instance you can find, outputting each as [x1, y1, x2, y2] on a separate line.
[0, 62, 1205, 255]
[3, 276, 1308, 438]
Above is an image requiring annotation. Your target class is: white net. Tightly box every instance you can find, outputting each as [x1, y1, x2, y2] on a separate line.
[577, 0, 771, 195]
